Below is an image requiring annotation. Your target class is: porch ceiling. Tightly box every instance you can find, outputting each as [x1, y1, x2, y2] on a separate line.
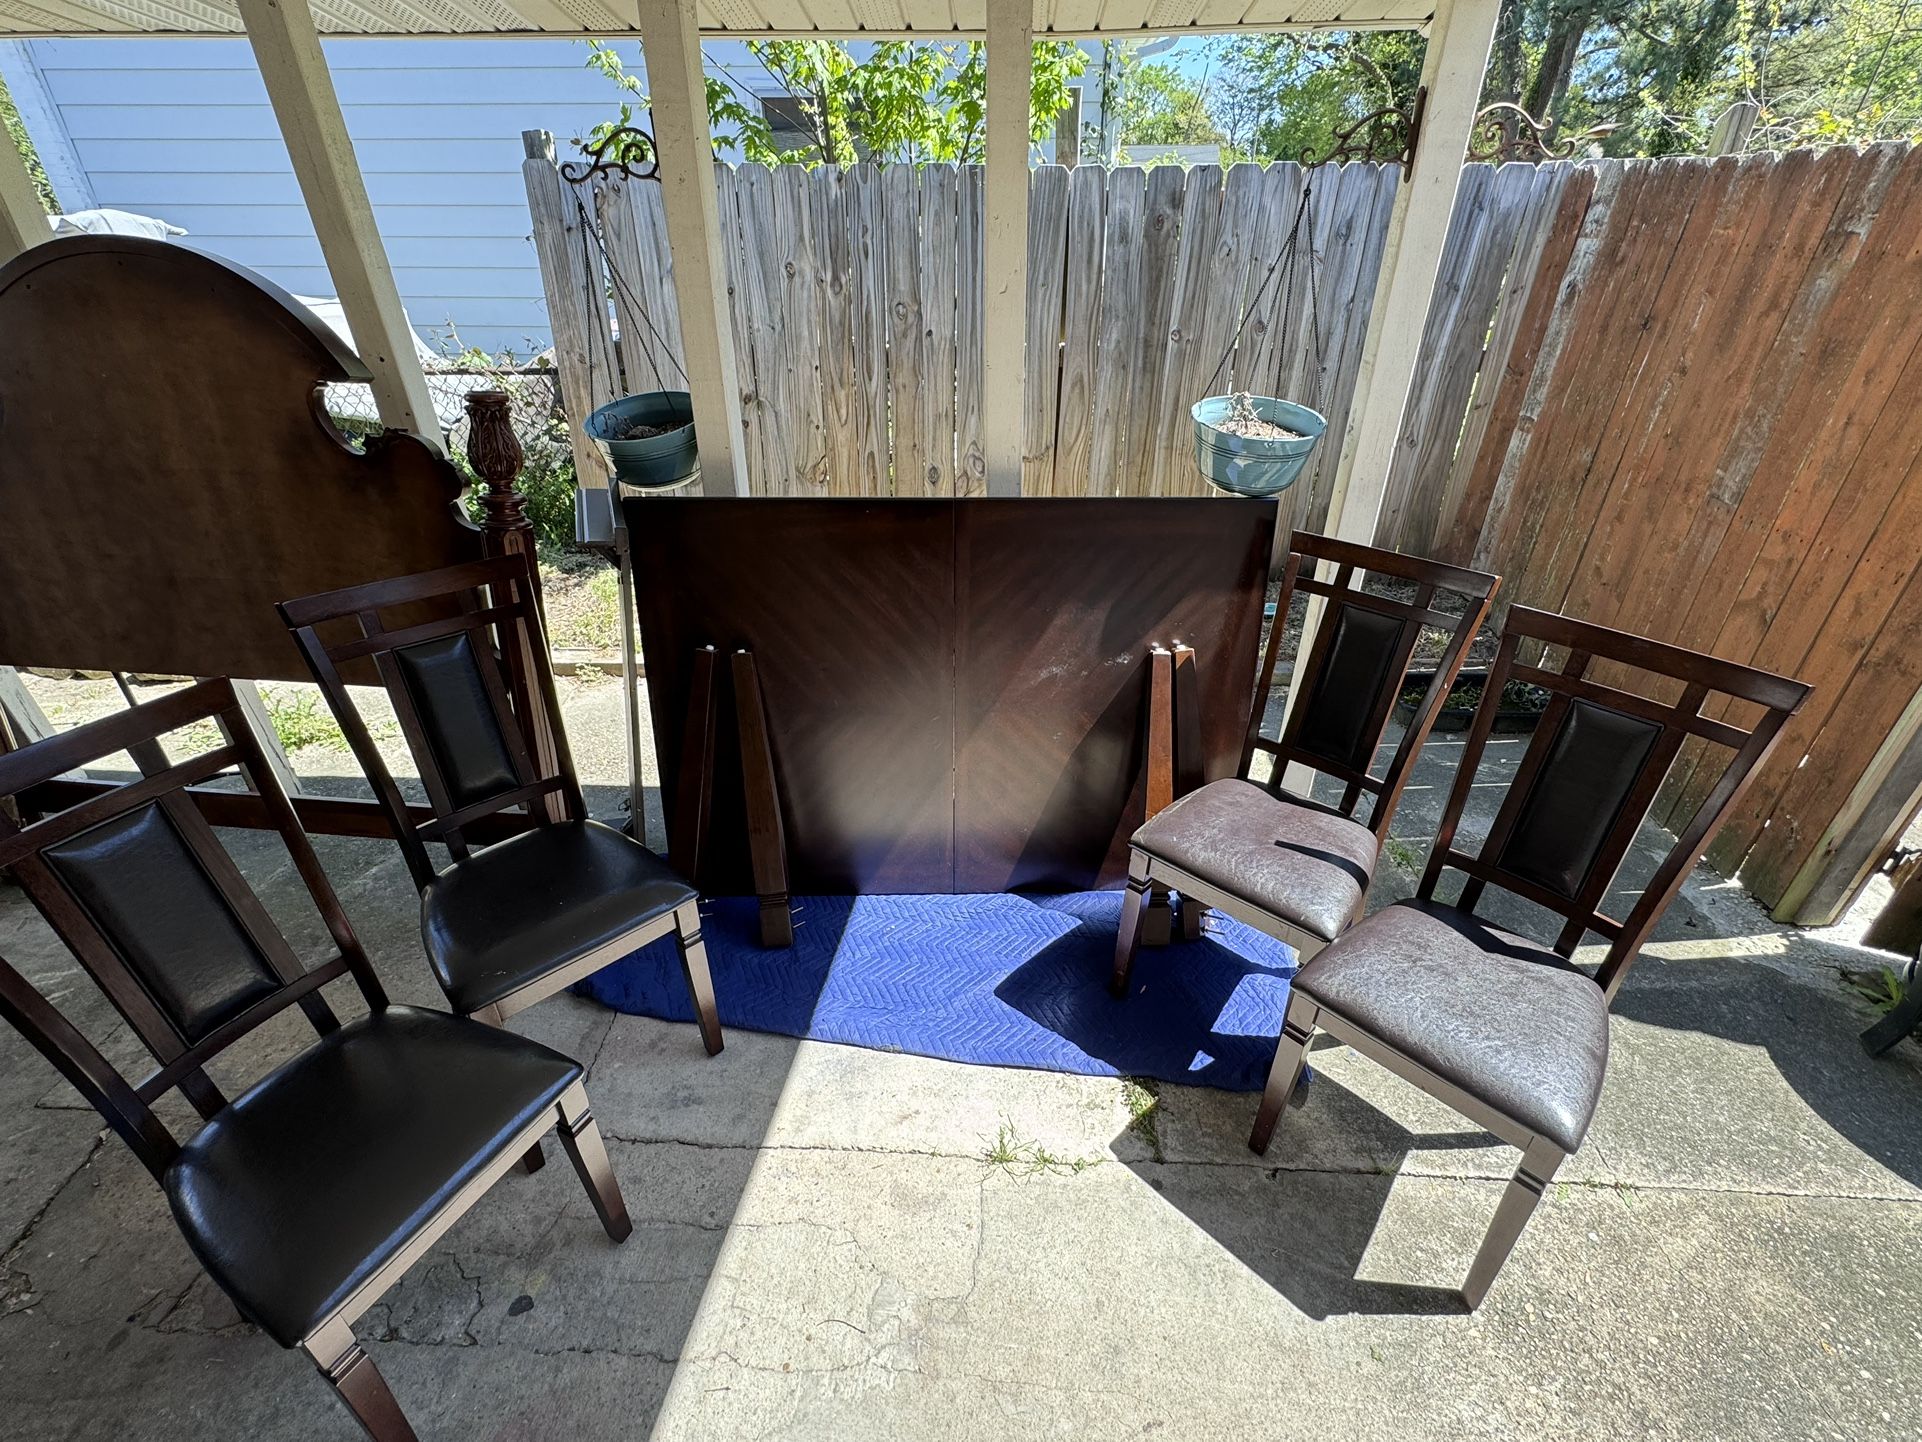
[0, 0, 1436, 39]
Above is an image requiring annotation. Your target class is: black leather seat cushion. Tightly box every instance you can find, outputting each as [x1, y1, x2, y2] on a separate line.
[421, 819, 696, 1014]
[1293, 899, 1610, 1153]
[163, 1007, 580, 1347]
[1132, 778, 1378, 942]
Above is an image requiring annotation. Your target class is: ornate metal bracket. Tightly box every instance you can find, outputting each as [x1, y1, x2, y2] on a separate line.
[560, 125, 662, 184]
[1468, 102, 1619, 162]
[1301, 86, 1427, 168]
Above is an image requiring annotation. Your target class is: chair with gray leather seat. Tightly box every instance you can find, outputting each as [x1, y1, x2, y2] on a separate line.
[1112, 533, 1499, 996]
[1248, 607, 1810, 1307]
[280, 554, 721, 1173]
[0, 680, 633, 1441]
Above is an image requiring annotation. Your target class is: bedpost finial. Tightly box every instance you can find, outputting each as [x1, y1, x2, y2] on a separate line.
[465, 389, 530, 543]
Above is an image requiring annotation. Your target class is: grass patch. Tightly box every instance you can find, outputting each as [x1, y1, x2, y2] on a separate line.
[265, 690, 346, 754]
[540, 554, 622, 652]
[1844, 965, 1909, 1015]
[982, 1122, 1100, 1178]
[1380, 836, 1423, 874]
[1123, 1077, 1164, 1162]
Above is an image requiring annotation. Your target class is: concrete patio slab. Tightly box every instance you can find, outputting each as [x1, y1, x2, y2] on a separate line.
[2, 671, 1920, 1440]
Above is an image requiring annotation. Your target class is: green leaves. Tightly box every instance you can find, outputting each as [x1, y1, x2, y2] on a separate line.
[578, 37, 1086, 170]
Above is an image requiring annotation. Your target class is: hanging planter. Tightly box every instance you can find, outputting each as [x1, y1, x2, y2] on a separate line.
[1193, 175, 1332, 498]
[1192, 393, 1327, 498]
[586, 391, 699, 490]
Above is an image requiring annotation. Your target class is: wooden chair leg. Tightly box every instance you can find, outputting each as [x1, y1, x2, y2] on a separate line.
[674, 900, 724, 1056]
[468, 1003, 546, 1174]
[307, 1335, 418, 1442]
[1460, 1138, 1563, 1309]
[1112, 855, 1153, 997]
[1249, 993, 1318, 1154]
[556, 1082, 633, 1243]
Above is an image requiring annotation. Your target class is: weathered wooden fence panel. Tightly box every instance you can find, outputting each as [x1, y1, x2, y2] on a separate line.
[550, 157, 1415, 512]
[1408, 142, 1922, 922]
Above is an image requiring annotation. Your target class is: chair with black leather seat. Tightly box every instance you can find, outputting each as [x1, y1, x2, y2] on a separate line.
[1248, 607, 1810, 1307]
[0, 679, 632, 1441]
[1112, 533, 1500, 996]
[279, 554, 721, 1149]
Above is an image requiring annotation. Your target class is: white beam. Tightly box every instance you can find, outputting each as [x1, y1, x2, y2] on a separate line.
[634, 0, 749, 496]
[236, 0, 437, 438]
[0, 104, 48, 263]
[1319, 0, 1502, 546]
[0, 42, 93, 213]
[982, 0, 1032, 498]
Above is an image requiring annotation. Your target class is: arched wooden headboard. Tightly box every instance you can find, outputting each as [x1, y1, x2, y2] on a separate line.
[0, 236, 483, 683]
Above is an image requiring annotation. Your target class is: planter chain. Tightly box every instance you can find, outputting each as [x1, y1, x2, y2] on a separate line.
[1205, 175, 1323, 402]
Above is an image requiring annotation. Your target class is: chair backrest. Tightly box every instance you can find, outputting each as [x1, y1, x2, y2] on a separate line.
[1418, 606, 1811, 1000]
[1245, 532, 1500, 838]
[0, 679, 389, 1179]
[278, 552, 583, 890]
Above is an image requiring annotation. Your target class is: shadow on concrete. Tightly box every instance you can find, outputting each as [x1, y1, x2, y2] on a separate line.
[1116, 1055, 1481, 1320]
[1610, 951, 1922, 1190]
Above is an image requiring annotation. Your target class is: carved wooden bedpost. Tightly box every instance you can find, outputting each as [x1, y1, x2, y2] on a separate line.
[464, 389, 565, 819]
[465, 390, 536, 569]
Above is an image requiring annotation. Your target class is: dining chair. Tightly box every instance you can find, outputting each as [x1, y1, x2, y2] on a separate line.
[1113, 533, 1500, 996]
[0, 679, 632, 1441]
[1249, 606, 1810, 1306]
[279, 554, 721, 1174]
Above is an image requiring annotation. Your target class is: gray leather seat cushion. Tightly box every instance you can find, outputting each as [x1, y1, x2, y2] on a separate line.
[421, 819, 696, 1014]
[1293, 899, 1610, 1153]
[1132, 778, 1378, 942]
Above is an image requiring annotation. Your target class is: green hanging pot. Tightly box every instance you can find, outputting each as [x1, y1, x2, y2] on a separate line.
[1192, 396, 1327, 498]
[586, 391, 700, 490]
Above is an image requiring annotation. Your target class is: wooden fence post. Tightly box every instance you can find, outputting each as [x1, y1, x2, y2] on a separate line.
[1710, 102, 1759, 156]
[522, 130, 616, 498]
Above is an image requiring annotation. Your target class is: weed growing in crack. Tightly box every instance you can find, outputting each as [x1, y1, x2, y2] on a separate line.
[1123, 1077, 1164, 1163]
[981, 1122, 1100, 1178]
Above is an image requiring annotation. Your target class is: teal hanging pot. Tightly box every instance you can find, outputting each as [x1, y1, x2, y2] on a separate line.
[1191, 395, 1327, 498]
[586, 390, 700, 490]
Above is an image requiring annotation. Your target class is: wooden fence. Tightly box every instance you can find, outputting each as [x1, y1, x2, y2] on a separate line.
[527, 152, 1404, 524]
[1391, 142, 1922, 924]
[526, 141, 1922, 924]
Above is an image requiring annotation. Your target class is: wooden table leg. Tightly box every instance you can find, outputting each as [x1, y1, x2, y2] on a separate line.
[670, 646, 718, 883]
[1143, 646, 1174, 946]
[731, 649, 793, 948]
[1172, 642, 1206, 941]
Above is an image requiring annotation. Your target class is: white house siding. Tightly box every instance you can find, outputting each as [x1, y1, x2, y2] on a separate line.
[4, 35, 1100, 357]
[3, 35, 665, 358]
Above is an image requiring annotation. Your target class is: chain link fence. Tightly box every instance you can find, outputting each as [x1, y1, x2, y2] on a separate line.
[323, 364, 578, 551]
[324, 366, 565, 456]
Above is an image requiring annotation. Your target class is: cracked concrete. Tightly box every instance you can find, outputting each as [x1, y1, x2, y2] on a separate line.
[1, 674, 1920, 1439]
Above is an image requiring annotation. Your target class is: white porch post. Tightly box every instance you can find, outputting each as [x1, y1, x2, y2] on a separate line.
[633, 0, 749, 495]
[982, 0, 1032, 498]
[237, 0, 437, 437]
[0, 121, 48, 262]
[1276, 0, 1498, 795]
[1319, 0, 1502, 545]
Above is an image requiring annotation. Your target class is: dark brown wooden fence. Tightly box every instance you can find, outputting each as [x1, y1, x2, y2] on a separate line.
[1393, 143, 1922, 923]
